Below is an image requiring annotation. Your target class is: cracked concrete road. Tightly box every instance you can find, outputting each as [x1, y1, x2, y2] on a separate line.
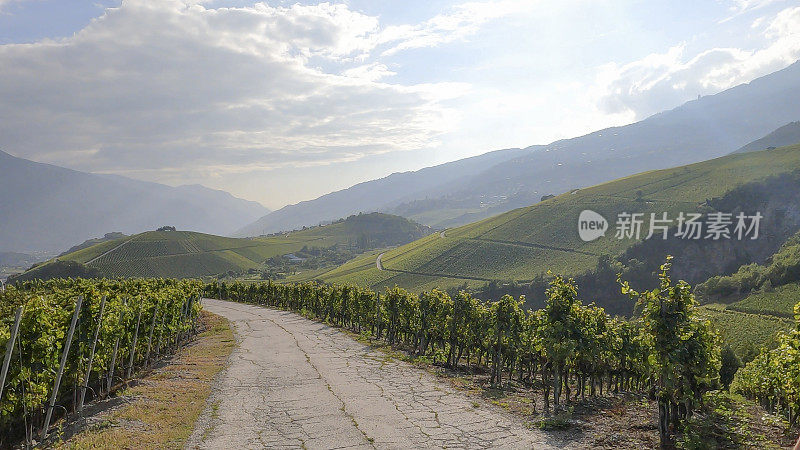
[187, 299, 561, 450]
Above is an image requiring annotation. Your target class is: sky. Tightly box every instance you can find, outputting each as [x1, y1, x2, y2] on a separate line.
[0, 0, 799, 210]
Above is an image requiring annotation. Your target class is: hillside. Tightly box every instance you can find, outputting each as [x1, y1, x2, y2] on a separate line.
[732, 121, 800, 154]
[57, 232, 128, 256]
[314, 144, 800, 313]
[233, 147, 531, 236]
[238, 60, 800, 235]
[14, 213, 431, 279]
[697, 229, 800, 303]
[0, 150, 268, 253]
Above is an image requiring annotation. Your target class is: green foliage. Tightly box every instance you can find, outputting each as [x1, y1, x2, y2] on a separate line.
[697, 230, 800, 299]
[0, 278, 200, 436]
[678, 391, 774, 449]
[731, 300, 800, 427]
[698, 305, 793, 359]
[8, 260, 104, 283]
[207, 260, 724, 441]
[620, 256, 721, 445]
[719, 345, 742, 390]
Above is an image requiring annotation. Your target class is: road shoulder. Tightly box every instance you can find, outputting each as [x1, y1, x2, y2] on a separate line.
[55, 311, 235, 449]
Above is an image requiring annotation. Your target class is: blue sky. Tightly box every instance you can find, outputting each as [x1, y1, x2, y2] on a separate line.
[0, 0, 798, 209]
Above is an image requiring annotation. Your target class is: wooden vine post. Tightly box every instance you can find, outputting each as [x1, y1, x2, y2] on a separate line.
[144, 305, 158, 368]
[41, 295, 83, 441]
[126, 304, 143, 379]
[0, 306, 23, 402]
[107, 298, 127, 392]
[78, 295, 106, 411]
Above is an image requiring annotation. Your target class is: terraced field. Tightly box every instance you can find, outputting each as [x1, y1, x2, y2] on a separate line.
[726, 283, 800, 318]
[319, 144, 800, 292]
[698, 303, 794, 356]
[55, 230, 333, 278]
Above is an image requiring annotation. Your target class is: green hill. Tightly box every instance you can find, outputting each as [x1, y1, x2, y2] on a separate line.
[14, 213, 431, 280]
[316, 144, 800, 302]
[690, 226, 800, 356]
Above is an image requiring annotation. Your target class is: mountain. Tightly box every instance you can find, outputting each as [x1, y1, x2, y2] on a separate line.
[239, 60, 800, 236]
[312, 144, 800, 314]
[732, 121, 800, 153]
[13, 213, 430, 280]
[0, 251, 41, 268]
[58, 232, 128, 256]
[0, 150, 269, 253]
[233, 147, 532, 236]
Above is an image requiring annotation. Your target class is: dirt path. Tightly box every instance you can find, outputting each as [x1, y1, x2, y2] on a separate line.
[188, 299, 561, 449]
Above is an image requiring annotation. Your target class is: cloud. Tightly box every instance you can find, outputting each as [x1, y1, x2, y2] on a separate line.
[725, 0, 782, 14]
[377, 0, 534, 56]
[0, 0, 501, 182]
[596, 5, 800, 118]
[0, 0, 28, 13]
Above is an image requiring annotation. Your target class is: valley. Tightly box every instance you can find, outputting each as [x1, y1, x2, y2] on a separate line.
[3, 54, 800, 449]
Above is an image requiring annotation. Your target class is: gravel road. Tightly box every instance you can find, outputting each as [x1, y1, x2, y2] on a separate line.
[187, 299, 560, 449]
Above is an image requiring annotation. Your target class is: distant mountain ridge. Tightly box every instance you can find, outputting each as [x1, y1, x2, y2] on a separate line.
[234, 147, 532, 236]
[733, 121, 800, 154]
[238, 60, 800, 236]
[0, 150, 269, 253]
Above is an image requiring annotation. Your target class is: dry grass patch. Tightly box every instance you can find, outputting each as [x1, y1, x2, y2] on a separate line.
[56, 311, 234, 449]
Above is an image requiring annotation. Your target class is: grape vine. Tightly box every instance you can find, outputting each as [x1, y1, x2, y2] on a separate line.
[0, 278, 201, 443]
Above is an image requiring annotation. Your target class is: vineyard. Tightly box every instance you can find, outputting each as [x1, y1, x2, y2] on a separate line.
[10, 213, 433, 281]
[316, 144, 800, 295]
[732, 301, 800, 427]
[206, 257, 737, 447]
[698, 304, 793, 357]
[0, 278, 201, 445]
[727, 283, 800, 317]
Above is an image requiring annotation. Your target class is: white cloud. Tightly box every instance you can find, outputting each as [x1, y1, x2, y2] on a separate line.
[0, 0, 27, 13]
[596, 5, 800, 118]
[377, 0, 534, 56]
[0, 0, 501, 181]
[725, 0, 782, 13]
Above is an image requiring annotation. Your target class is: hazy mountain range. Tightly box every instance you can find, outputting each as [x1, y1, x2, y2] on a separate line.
[4, 61, 800, 252]
[0, 150, 268, 253]
[237, 60, 800, 236]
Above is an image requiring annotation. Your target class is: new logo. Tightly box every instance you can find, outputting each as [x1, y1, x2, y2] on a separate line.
[578, 210, 608, 242]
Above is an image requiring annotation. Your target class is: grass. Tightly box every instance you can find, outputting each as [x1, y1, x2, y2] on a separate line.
[56, 311, 235, 449]
[320, 144, 800, 293]
[33, 213, 430, 279]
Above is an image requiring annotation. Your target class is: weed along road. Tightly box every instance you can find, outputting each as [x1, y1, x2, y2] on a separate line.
[188, 299, 559, 449]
